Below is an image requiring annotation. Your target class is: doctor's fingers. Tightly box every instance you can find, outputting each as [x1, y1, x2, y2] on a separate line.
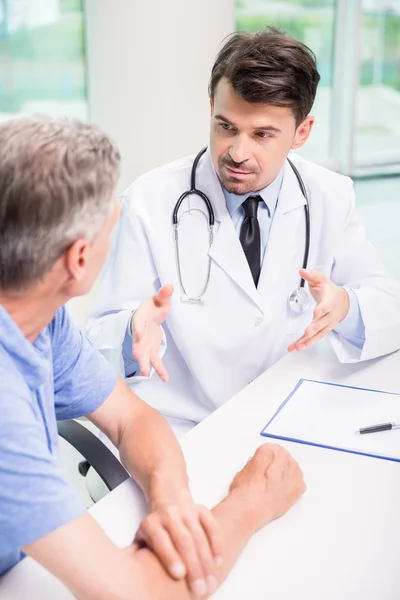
[299, 268, 328, 286]
[150, 351, 169, 383]
[153, 284, 174, 309]
[313, 302, 330, 320]
[304, 312, 332, 339]
[313, 281, 343, 319]
[134, 341, 151, 377]
[131, 312, 148, 342]
[288, 314, 333, 352]
[295, 323, 333, 351]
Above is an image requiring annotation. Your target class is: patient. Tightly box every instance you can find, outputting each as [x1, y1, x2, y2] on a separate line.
[0, 116, 305, 599]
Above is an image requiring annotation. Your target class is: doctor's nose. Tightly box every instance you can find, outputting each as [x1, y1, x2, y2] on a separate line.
[229, 136, 251, 165]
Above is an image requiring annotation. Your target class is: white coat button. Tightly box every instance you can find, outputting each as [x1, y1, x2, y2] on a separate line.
[254, 320, 260, 327]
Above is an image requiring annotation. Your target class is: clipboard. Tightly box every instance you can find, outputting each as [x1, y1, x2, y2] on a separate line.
[260, 379, 400, 463]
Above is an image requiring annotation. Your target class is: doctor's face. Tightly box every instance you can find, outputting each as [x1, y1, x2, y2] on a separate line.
[209, 78, 314, 195]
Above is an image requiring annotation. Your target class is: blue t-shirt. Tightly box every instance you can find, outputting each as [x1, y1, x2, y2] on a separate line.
[0, 305, 117, 576]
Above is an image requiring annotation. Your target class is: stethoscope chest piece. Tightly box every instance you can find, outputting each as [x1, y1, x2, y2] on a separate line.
[288, 286, 311, 314]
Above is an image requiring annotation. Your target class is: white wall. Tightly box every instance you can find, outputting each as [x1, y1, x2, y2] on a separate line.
[67, 0, 235, 328]
[84, 0, 235, 192]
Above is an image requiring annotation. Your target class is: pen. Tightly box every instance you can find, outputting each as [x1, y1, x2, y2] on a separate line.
[357, 422, 400, 435]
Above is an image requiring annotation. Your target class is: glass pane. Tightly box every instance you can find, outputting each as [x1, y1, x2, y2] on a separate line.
[0, 0, 87, 121]
[355, 0, 400, 166]
[235, 0, 337, 165]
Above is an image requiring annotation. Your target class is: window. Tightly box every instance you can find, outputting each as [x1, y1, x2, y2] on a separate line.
[0, 0, 87, 121]
[235, 0, 337, 165]
[236, 0, 400, 175]
[355, 0, 400, 168]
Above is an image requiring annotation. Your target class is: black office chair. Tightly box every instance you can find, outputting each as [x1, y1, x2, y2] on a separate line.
[57, 420, 129, 492]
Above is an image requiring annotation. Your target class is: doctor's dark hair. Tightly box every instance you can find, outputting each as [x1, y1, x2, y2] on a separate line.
[0, 116, 120, 293]
[209, 27, 320, 126]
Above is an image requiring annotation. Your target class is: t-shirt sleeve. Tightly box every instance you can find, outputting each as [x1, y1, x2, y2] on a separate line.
[0, 380, 86, 564]
[51, 307, 117, 420]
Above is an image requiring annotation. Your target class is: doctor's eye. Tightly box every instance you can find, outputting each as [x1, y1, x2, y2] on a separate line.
[255, 131, 272, 139]
[218, 122, 233, 131]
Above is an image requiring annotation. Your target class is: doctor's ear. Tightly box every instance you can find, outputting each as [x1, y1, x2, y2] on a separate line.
[64, 238, 89, 282]
[291, 116, 315, 150]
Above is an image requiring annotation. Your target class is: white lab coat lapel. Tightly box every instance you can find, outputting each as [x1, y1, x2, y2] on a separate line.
[197, 150, 263, 311]
[257, 159, 307, 321]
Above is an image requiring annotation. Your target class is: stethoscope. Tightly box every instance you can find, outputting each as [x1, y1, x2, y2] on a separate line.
[173, 147, 311, 314]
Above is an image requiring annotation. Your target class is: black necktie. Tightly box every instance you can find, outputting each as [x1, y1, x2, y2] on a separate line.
[240, 195, 261, 287]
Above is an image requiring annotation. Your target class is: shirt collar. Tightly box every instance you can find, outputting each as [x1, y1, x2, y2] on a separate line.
[0, 304, 50, 390]
[221, 166, 284, 218]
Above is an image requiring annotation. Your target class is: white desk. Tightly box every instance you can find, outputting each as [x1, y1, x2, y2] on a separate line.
[2, 343, 400, 599]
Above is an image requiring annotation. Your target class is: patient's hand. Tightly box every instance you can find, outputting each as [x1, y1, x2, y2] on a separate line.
[228, 443, 306, 533]
[135, 491, 222, 597]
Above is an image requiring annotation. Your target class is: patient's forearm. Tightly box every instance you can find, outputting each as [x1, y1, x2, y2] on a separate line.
[118, 402, 190, 508]
[89, 377, 191, 507]
[128, 492, 256, 600]
[26, 443, 304, 599]
[24, 491, 256, 600]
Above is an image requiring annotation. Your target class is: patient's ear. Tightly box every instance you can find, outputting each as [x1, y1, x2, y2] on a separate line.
[65, 238, 89, 283]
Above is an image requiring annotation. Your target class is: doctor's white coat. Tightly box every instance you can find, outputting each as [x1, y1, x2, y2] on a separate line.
[86, 151, 400, 436]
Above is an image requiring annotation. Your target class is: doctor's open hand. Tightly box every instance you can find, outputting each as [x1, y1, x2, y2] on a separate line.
[131, 284, 173, 381]
[288, 269, 350, 353]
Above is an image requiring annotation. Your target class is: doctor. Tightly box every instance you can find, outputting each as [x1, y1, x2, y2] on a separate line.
[87, 28, 400, 438]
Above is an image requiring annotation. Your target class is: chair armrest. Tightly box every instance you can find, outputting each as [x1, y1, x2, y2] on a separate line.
[57, 420, 129, 491]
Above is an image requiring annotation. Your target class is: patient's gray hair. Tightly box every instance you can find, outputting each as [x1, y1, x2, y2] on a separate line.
[0, 116, 120, 293]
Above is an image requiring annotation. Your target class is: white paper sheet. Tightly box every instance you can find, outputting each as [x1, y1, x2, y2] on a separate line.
[261, 379, 400, 462]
